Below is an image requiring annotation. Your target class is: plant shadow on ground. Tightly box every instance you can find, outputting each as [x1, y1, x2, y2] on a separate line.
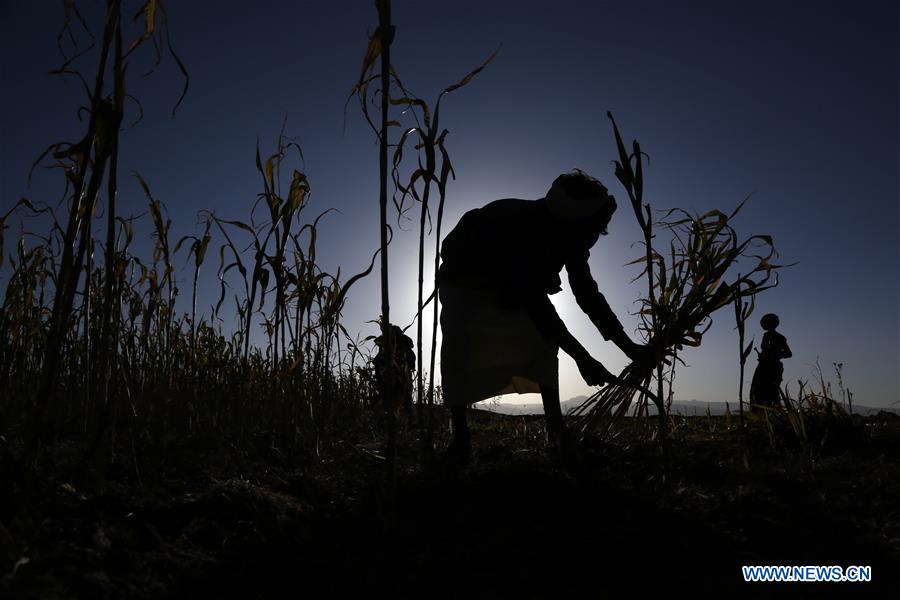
[2, 409, 898, 598]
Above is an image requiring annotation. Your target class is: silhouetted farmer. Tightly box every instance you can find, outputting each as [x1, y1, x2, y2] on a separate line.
[438, 169, 652, 466]
[750, 313, 792, 411]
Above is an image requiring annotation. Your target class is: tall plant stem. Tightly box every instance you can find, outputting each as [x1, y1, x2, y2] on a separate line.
[28, 0, 121, 460]
[91, 3, 125, 465]
[376, 0, 396, 510]
[608, 112, 667, 446]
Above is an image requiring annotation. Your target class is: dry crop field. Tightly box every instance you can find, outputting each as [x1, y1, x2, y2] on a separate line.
[1, 1, 897, 597]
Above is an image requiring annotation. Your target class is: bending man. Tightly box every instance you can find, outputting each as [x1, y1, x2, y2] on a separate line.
[438, 169, 651, 465]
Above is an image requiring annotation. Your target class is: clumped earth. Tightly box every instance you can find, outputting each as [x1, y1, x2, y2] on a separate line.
[1, 410, 898, 598]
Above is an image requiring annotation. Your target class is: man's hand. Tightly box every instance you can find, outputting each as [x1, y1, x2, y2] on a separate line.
[577, 356, 618, 387]
[624, 340, 665, 369]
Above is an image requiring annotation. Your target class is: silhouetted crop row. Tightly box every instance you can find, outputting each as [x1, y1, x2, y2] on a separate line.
[1, 2, 379, 475]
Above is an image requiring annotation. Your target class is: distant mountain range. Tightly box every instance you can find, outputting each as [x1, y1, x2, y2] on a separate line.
[473, 396, 898, 417]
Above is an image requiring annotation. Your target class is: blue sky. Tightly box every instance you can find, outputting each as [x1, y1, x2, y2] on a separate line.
[2, 1, 897, 408]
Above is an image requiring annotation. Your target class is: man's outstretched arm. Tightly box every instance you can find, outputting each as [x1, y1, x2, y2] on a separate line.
[566, 252, 653, 365]
[521, 293, 617, 386]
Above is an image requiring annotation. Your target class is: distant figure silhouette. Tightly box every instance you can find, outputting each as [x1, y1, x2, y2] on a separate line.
[750, 313, 792, 411]
[373, 324, 416, 420]
[438, 169, 653, 467]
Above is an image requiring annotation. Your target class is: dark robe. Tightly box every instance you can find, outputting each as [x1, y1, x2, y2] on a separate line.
[438, 197, 625, 342]
[437, 197, 625, 405]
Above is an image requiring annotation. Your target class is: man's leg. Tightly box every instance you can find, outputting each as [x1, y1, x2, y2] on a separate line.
[540, 385, 564, 437]
[451, 405, 470, 440]
[444, 404, 471, 467]
[540, 384, 577, 469]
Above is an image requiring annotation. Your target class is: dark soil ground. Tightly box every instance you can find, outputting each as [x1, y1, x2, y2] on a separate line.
[2, 409, 898, 598]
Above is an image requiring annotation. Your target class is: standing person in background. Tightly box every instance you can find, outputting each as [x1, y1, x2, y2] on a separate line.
[750, 313, 792, 411]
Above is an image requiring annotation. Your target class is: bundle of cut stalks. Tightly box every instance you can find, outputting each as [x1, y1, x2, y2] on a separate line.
[570, 114, 784, 440]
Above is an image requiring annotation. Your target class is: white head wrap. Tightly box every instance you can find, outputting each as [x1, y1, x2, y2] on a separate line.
[545, 178, 614, 221]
